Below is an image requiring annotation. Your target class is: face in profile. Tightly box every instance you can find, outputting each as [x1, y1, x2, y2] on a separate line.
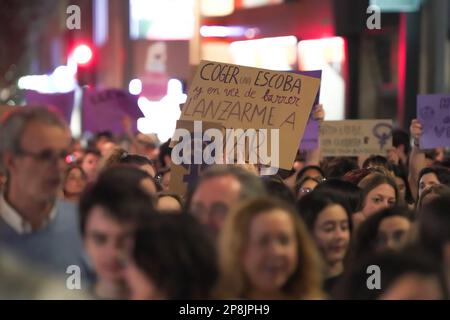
[242, 209, 298, 296]
[313, 204, 350, 267]
[375, 216, 411, 251]
[362, 183, 396, 217]
[84, 205, 135, 282]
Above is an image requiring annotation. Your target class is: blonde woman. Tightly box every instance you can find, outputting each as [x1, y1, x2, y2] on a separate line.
[217, 197, 323, 300]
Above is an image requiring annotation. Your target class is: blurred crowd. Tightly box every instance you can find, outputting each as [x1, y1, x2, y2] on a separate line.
[0, 106, 449, 300]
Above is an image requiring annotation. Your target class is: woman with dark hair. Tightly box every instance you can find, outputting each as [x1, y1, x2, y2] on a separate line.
[296, 191, 352, 295]
[416, 166, 450, 200]
[333, 248, 448, 300]
[416, 184, 450, 211]
[124, 214, 218, 299]
[419, 196, 450, 294]
[62, 164, 87, 203]
[348, 206, 415, 266]
[79, 166, 156, 299]
[352, 172, 399, 228]
[295, 165, 324, 184]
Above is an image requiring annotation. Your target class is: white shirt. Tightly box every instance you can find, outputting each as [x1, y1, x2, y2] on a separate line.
[0, 193, 57, 234]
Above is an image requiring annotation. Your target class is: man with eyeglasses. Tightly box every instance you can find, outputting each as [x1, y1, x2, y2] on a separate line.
[0, 107, 89, 291]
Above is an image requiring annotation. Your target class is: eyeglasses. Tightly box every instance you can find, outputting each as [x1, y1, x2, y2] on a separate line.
[299, 187, 313, 195]
[16, 148, 69, 163]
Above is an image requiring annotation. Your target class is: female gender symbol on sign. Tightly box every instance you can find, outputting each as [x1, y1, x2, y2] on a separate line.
[372, 123, 392, 150]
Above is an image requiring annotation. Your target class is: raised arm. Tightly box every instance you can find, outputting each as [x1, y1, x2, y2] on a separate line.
[408, 118, 426, 200]
[305, 104, 324, 166]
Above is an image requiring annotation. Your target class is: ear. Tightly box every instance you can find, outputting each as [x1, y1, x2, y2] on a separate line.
[2, 152, 17, 172]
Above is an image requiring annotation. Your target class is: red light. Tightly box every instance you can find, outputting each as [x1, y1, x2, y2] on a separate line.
[72, 44, 93, 65]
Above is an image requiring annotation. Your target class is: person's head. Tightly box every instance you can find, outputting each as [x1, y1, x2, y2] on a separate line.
[358, 173, 398, 218]
[296, 165, 324, 183]
[297, 191, 352, 272]
[362, 155, 392, 171]
[79, 167, 156, 283]
[103, 148, 157, 179]
[295, 176, 320, 199]
[419, 196, 450, 267]
[333, 248, 448, 300]
[81, 148, 101, 183]
[417, 166, 450, 198]
[261, 175, 295, 204]
[158, 139, 173, 169]
[156, 192, 183, 212]
[63, 164, 87, 201]
[93, 131, 114, 153]
[416, 184, 450, 211]
[322, 157, 358, 180]
[0, 107, 71, 203]
[156, 167, 171, 192]
[187, 165, 266, 237]
[392, 128, 410, 159]
[314, 178, 362, 214]
[134, 133, 160, 161]
[124, 214, 218, 299]
[349, 206, 415, 264]
[218, 197, 323, 299]
[391, 165, 413, 205]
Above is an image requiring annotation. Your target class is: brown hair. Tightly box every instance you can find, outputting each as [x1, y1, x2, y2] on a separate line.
[358, 172, 399, 211]
[216, 197, 323, 299]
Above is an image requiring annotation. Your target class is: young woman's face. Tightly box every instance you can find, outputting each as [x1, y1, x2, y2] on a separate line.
[242, 209, 298, 295]
[394, 176, 406, 203]
[419, 172, 439, 197]
[64, 167, 87, 196]
[313, 204, 350, 266]
[362, 184, 396, 217]
[375, 216, 411, 251]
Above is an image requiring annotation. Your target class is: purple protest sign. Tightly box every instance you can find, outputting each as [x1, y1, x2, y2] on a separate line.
[417, 93, 450, 149]
[25, 90, 75, 124]
[82, 88, 143, 134]
[292, 70, 322, 150]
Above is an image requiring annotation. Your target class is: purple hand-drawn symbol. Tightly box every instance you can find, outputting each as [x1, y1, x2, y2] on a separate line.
[372, 123, 393, 150]
[419, 106, 435, 120]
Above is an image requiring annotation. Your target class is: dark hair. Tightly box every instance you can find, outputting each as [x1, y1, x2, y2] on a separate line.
[348, 206, 415, 265]
[392, 129, 410, 155]
[261, 175, 295, 205]
[362, 155, 392, 171]
[63, 164, 87, 196]
[419, 196, 450, 262]
[294, 176, 321, 199]
[314, 178, 362, 214]
[391, 165, 413, 205]
[79, 166, 155, 235]
[296, 165, 324, 183]
[418, 166, 450, 189]
[416, 184, 450, 210]
[322, 157, 359, 180]
[333, 247, 448, 299]
[132, 214, 218, 299]
[296, 190, 353, 233]
[158, 139, 173, 168]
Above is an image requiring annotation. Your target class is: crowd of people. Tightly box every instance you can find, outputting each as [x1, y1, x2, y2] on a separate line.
[0, 105, 449, 300]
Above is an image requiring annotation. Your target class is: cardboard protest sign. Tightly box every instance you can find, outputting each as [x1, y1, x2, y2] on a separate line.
[82, 88, 143, 134]
[294, 70, 322, 151]
[177, 60, 321, 170]
[417, 93, 450, 149]
[169, 119, 226, 195]
[25, 90, 75, 124]
[319, 120, 393, 156]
